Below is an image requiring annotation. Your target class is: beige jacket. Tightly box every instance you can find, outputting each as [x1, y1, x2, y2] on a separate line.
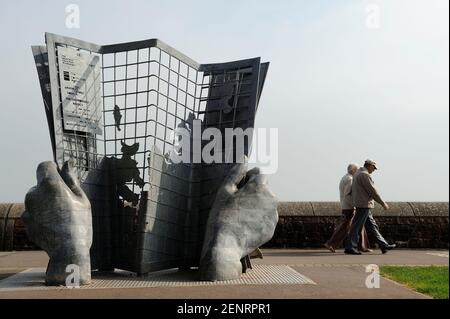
[352, 167, 386, 208]
[339, 173, 354, 210]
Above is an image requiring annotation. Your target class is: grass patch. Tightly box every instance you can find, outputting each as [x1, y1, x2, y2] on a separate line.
[380, 266, 449, 299]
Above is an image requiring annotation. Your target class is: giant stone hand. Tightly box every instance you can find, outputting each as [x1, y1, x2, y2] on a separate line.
[22, 160, 93, 286]
[199, 158, 278, 281]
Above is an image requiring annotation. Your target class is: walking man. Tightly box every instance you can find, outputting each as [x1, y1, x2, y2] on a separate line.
[324, 163, 370, 253]
[345, 159, 396, 255]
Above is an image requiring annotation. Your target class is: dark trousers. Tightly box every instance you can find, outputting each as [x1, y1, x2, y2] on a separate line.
[326, 209, 369, 251]
[345, 208, 389, 251]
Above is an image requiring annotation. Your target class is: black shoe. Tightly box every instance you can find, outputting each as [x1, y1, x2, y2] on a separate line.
[344, 249, 362, 255]
[381, 244, 396, 254]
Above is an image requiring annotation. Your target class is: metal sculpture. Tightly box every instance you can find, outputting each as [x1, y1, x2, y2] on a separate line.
[28, 33, 276, 283]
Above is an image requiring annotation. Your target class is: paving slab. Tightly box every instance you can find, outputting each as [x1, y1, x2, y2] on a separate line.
[0, 265, 316, 292]
[254, 249, 449, 266]
[0, 249, 446, 299]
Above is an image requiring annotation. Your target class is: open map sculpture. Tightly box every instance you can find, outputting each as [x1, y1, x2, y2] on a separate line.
[26, 33, 277, 284]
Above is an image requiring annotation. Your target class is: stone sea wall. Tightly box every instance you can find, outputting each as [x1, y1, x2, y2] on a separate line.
[1, 202, 448, 251]
[265, 202, 449, 249]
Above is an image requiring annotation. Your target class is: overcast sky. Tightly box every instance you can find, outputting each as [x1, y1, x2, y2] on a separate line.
[0, 0, 448, 202]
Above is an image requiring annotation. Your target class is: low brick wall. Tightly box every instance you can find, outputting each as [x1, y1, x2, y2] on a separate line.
[1, 202, 448, 251]
[264, 202, 449, 249]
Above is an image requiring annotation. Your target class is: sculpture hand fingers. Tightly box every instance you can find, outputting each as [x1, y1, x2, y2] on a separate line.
[238, 169, 270, 195]
[235, 167, 259, 188]
[220, 156, 248, 196]
[246, 169, 267, 187]
[61, 159, 88, 201]
[36, 161, 62, 186]
[244, 167, 260, 180]
[24, 164, 57, 230]
[33, 161, 72, 201]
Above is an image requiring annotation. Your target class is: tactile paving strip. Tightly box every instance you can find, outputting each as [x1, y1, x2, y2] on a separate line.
[0, 265, 315, 291]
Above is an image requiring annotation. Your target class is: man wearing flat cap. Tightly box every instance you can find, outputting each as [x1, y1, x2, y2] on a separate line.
[344, 159, 396, 255]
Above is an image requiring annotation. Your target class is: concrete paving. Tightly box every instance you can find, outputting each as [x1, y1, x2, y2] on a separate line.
[0, 249, 447, 299]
